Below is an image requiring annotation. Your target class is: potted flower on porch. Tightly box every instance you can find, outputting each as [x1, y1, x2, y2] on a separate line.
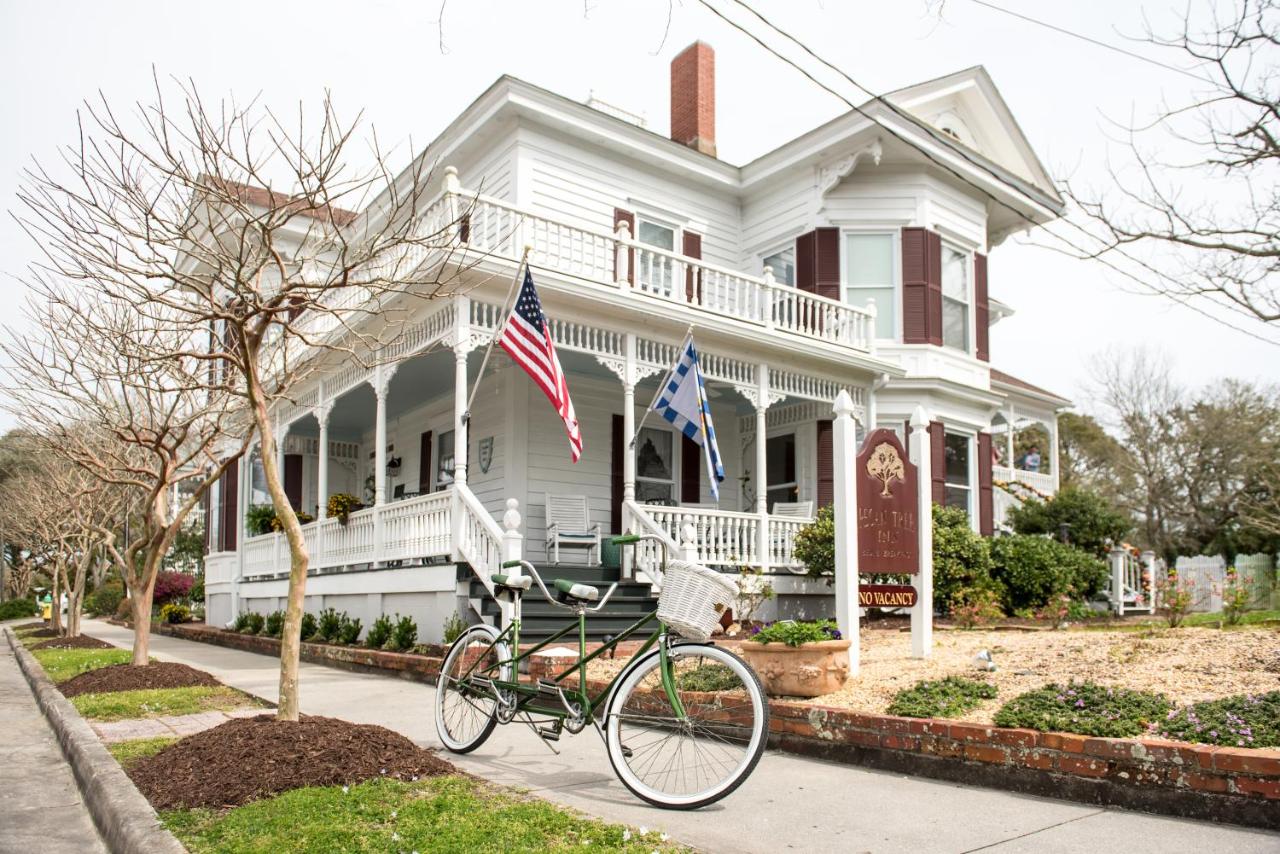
[326, 493, 362, 526]
[739, 619, 850, 698]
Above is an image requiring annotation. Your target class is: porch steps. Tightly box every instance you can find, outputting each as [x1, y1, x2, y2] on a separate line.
[457, 564, 659, 643]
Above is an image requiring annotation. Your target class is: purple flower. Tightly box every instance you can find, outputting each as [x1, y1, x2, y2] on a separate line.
[1075, 699, 1085, 708]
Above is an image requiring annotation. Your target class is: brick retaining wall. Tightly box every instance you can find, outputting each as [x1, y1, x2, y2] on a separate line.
[142, 621, 1279, 829]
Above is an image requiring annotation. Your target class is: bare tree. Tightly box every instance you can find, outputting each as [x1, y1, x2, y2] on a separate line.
[1066, 1, 1280, 325]
[13, 76, 469, 717]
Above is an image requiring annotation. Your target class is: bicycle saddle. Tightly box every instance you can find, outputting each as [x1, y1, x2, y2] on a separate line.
[553, 578, 599, 603]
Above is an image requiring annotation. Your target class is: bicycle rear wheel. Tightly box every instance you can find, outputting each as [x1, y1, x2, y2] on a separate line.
[435, 624, 511, 753]
[604, 643, 768, 809]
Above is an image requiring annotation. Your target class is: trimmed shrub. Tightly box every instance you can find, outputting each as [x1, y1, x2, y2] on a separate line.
[989, 535, 1107, 612]
[933, 505, 996, 613]
[337, 616, 362, 645]
[159, 603, 192, 624]
[366, 614, 393, 649]
[153, 571, 195, 606]
[442, 612, 467, 645]
[264, 610, 285, 638]
[887, 676, 998, 718]
[794, 505, 835, 582]
[387, 614, 418, 652]
[1158, 691, 1280, 748]
[239, 611, 265, 635]
[951, 588, 1005, 628]
[85, 582, 125, 618]
[1006, 486, 1130, 558]
[0, 597, 37, 620]
[317, 608, 344, 643]
[300, 612, 318, 641]
[994, 681, 1171, 738]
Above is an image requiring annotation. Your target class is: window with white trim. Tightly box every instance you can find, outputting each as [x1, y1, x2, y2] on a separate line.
[844, 233, 895, 339]
[436, 430, 455, 488]
[635, 427, 675, 504]
[762, 246, 796, 286]
[943, 431, 972, 518]
[942, 244, 970, 351]
[637, 218, 676, 297]
[766, 433, 798, 510]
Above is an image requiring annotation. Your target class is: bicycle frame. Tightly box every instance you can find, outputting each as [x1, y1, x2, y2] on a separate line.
[455, 552, 688, 726]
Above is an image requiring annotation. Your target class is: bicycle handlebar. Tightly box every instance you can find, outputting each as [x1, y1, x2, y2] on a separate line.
[497, 559, 619, 613]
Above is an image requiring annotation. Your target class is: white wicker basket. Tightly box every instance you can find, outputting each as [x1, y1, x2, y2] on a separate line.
[656, 560, 737, 642]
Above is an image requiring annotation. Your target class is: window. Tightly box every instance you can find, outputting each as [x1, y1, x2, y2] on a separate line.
[943, 431, 972, 517]
[942, 244, 970, 351]
[762, 246, 796, 286]
[635, 427, 675, 503]
[248, 449, 269, 507]
[637, 219, 676, 297]
[844, 233, 895, 339]
[436, 430, 455, 488]
[766, 433, 798, 511]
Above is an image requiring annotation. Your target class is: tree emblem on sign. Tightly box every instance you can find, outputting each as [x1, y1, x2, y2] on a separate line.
[866, 442, 906, 497]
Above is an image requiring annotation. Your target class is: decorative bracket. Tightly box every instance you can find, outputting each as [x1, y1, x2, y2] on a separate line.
[740, 387, 787, 411]
[818, 138, 883, 195]
[369, 361, 400, 399]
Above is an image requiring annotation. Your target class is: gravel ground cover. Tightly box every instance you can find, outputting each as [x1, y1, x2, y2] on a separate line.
[587, 625, 1280, 724]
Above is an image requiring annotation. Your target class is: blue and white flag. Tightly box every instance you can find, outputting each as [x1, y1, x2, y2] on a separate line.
[651, 334, 725, 499]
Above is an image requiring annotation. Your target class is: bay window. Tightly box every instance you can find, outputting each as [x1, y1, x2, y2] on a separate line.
[844, 233, 895, 339]
[943, 431, 973, 518]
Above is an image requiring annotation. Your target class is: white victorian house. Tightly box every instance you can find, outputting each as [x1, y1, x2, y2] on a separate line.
[202, 43, 1069, 640]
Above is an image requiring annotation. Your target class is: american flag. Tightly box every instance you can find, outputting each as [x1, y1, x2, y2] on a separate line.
[499, 269, 582, 461]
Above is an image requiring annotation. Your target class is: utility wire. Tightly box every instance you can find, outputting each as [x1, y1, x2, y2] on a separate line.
[963, 0, 1215, 85]
[696, 0, 1280, 346]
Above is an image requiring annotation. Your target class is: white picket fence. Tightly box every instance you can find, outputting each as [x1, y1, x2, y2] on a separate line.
[1173, 553, 1276, 613]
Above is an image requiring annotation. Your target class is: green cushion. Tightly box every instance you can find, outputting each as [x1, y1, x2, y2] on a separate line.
[553, 579, 599, 601]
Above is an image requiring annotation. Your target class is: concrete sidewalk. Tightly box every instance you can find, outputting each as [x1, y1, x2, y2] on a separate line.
[1, 622, 107, 854]
[86, 619, 1278, 854]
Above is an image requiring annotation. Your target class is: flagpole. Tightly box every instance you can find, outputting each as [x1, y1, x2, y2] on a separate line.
[629, 324, 695, 448]
[464, 245, 531, 421]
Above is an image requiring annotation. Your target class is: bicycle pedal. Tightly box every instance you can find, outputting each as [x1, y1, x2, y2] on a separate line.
[537, 723, 562, 742]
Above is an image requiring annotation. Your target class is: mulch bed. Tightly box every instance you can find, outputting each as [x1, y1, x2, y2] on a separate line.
[59, 662, 222, 698]
[23, 627, 60, 638]
[128, 714, 456, 809]
[29, 635, 115, 651]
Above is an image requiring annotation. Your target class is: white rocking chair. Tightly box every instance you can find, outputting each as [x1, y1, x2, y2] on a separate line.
[545, 493, 602, 565]
[771, 500, 815, 519]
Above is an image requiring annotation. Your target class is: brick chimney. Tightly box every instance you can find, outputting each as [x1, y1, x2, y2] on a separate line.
[670, 41, 716, 157]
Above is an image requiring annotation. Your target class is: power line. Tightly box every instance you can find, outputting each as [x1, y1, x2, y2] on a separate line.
[963, 0, 1215, 85]
[696, 0, 1280, 346]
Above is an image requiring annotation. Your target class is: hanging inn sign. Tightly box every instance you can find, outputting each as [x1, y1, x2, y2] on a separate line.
[855, 429, 920, 606]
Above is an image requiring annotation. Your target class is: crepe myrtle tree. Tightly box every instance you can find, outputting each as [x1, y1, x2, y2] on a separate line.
[13, 75, 472, 718]
[2, 290, 246, 660]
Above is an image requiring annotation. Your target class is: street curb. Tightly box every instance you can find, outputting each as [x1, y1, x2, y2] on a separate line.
[5, 628, 188, 854]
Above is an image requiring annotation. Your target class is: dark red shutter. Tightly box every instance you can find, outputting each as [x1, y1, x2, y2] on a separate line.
[611, 414, 625, 533]
[977, 432, 994, 535]
[614, 209, 635, 284]
[203, 488, 212, 554]
[459, 213, 471, 243]
[681, 435, 701, 503]
[683, 230, 703, 303]
[284, 454, 303, 510]
[929, 421, 946, 506]
[902, 227, 943, 345]
[796, 231, 816, 293]
[419, 431, 433, 493]
[219, 458, 239, 552]
[815, 420, 834, 508]
[815, 228, 840, 301]
[974, 253, 990, 362]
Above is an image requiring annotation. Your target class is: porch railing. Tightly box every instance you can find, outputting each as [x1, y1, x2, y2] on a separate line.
[993, 465, 1057, 497]
[625, 501, 812, 577]
[456, 189, 876, 353]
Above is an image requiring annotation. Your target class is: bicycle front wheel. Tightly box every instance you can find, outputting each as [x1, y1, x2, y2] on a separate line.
[604, 643, 768, 809]
[435, 624, 511, 754]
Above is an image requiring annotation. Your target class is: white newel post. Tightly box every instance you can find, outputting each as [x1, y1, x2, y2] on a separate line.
[1110, 549, 1126, 616]
[761, 268, 776, 330]
[614, 221, 631, 288]
[679, 516, 698, 563]
[500, 498, 522, 628]
[1141, 550, 1157, 612]
[909, 406, 934, 658]
[832, 390, 859, 676]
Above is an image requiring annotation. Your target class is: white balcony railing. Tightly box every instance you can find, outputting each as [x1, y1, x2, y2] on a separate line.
[456, 190, 876, 353]
[993, 465, 1057, 498]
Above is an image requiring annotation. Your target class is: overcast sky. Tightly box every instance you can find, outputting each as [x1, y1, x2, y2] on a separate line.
[2, 0, 1276, 429]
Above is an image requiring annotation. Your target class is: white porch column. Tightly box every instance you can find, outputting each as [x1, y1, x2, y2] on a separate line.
[910, 405, 934, 659]
[315, 399, 332, 519]
[1005, 403, 1016, 471]
[622, 334, 638, 504]
[453, 295, 472, 488]
[753, 365, 770, 567]
[232, 451, 248, 617]
[831, 390, 859, 676]
[373, 367, 391, 507]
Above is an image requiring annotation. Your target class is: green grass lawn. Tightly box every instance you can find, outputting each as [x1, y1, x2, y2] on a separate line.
[31, 647, 135, 682]
[163, 776, 688, 854]
[1179, 608, 1280, 628]
[108, 736, 179, 769]
[71, 686, 261, 721]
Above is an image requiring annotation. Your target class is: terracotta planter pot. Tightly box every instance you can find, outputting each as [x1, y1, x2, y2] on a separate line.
[740, 639, 851, 698]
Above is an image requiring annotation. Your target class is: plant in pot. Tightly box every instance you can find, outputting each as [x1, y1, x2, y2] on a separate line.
[326, 493, 362, 526]
[245, 503, 277, 537]
[270, 509, 314, 531]
[740, 619, 849, 698]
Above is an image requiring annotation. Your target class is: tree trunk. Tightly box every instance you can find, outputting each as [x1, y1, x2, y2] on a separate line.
[247, 382, 310, 722]
[50, 563, 62, 635]
[129, 579, 154, 665]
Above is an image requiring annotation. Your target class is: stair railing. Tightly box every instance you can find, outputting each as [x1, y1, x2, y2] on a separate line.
[621, 500, 684, 589]
[453, 483, 508, 622]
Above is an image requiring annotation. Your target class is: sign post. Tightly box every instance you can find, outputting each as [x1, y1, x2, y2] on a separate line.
[909, 406, 933, 658]
[831, 391, 860, 677]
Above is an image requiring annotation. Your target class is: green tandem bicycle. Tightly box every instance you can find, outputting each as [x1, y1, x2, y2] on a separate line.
[434, 534, 769, 809]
